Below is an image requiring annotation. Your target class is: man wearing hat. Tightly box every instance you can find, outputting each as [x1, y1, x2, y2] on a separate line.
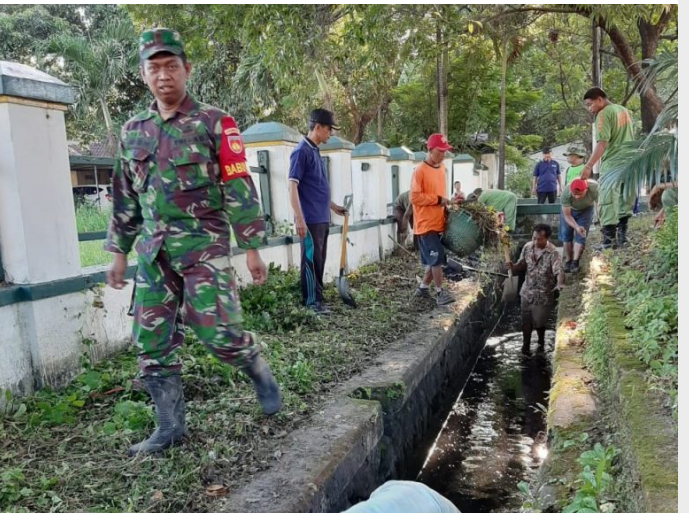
[559, 178, 599, 273]
[288, 108, 347, 314]
[563, 145, 587, 186]
[409, 133, 456, 306]
[105, 28, 281, 456]
[532, 148, 562, 204]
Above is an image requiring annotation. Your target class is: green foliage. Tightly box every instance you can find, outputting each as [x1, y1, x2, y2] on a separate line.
[0, 5, 147, 144]
[238, 264, 315, 332]
[0, 469, 31, 509]
[562, 443, 619, 513]
[101, 401, 152, 435]
[600, 49, 678, 195]
[612, 212, 678, 417]
[505, 165, 533, 198]
[583, 294, 612, 386]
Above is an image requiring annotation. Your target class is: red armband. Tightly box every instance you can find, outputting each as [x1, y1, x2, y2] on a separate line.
[219, 116, 250, 182]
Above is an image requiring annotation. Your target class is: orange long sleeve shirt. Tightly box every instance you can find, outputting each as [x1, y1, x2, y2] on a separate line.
[410, 161, 447, 235]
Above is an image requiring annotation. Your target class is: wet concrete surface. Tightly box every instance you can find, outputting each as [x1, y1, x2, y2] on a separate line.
[416, 304, 554, 513]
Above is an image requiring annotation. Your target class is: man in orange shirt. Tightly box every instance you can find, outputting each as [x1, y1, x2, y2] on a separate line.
[410, 133, 455, 306]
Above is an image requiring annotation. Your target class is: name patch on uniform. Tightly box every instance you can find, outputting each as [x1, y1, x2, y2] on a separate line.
[219, 116, 249, 181]
[123, 135, 156, 152]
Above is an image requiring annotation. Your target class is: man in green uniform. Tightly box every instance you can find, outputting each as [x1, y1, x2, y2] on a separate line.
[559, 178, 599, 273]
[581, 87, 636, 248]
[562, 145, 587, 185]
[105, 28, 281, 456]
[392, 190, 413, 245]
[477, 189, 518, 232]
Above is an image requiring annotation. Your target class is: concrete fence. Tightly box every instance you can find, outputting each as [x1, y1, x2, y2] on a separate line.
[0, 61, 495, 399]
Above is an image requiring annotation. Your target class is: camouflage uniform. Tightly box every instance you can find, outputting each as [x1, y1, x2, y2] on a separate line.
[105, 89, 265, 377]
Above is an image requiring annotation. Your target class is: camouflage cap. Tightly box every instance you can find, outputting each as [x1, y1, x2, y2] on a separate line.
[563, 145, 586, 157]
[139, 28, 184, 61]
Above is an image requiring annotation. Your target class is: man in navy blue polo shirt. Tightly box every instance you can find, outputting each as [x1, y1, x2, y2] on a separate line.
[288, 108, 347, 314]
[531, 148, 562, 204]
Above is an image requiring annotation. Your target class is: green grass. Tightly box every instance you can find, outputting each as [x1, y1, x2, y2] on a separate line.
[79, 241, 113, 267]
[0, 256, 437, 512]
[75, 204, 112, 268]
[75, 204, 110, 233]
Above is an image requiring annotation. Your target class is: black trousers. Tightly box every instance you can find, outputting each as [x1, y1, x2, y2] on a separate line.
[537, 191, 556, 204]
[301, 223, 330, 307]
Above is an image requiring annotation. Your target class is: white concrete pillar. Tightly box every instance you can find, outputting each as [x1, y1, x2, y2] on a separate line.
[242, 122, 303, 230]
[351, 142, 390, 221]
[452, 154, 480, 194]
[480, 153, 498, 189]
[320, 136, 354, 226]
[0, 61, 78, 284]
[388, 146, 415, 203]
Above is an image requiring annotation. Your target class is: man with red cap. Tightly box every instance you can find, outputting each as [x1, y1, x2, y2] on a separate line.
[410, 133, 455, 306]
[559, 178, 599, 273]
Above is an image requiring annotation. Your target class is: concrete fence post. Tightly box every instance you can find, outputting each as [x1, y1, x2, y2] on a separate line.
[0, 61, 78, 284]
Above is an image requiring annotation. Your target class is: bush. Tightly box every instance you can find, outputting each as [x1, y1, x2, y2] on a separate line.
[239, 263, 314, 332]
[506, 165, 533, 198]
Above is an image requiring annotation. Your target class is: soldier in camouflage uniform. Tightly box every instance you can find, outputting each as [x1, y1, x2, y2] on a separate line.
[105, 28, 281, 456]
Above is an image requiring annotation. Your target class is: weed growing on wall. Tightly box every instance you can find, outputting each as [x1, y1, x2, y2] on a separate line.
[561, 443, 620, 513]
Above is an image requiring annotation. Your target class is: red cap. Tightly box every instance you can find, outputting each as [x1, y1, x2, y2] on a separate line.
[427, 133, 453, 152]
[570, 178, 588, 193]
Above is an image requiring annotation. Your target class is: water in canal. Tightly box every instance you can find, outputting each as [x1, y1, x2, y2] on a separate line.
[416, 303, 554, 513]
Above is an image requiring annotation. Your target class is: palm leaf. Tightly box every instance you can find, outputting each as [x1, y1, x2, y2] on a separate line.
[599, 132, 677, 193]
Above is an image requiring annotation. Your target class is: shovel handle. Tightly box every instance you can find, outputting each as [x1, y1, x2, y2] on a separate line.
[340, 214, 349, 270]
[502, 244, 514, 278]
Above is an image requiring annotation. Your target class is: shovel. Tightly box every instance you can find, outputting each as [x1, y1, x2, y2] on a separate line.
[336, 196, 356, 308]
[501, 245, 519, 303]
[387, 235, 509, 278]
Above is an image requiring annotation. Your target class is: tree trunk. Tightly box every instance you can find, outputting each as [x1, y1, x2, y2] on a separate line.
[497, 39, 508, 190]
[591, 21, 601, 88]
[377, 105, 383, 142]
[637, 16, 668, 133]
[351, 112, 374, 145]
[436, 24, 449, 136]
[100, 97, 116, 155]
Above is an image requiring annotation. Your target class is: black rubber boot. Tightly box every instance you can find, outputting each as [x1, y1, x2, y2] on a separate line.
[593, 225, 617, 250]
[616, 216, 630, 247]
[127, 375, 186, 456]
[536, 328, 546, 347]
[522, 323, 532, 354]
[243, 356, 281, 415]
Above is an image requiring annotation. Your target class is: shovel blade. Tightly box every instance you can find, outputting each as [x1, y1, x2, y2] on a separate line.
[336, 275, 357, 308]
[501, 274, 519, 303]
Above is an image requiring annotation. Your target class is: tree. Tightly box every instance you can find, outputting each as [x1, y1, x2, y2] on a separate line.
[601, 50, 677, 193]
[1, 5, 147, 145]
[487, 4, 677, 132]
[46, 19, 139, 152]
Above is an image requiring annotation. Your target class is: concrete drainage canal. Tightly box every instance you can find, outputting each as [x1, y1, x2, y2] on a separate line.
[414, 303, 554, 513]
[222, 270, 557, 513]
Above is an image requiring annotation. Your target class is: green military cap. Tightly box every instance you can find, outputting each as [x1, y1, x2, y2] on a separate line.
[138, 28, 184, 61]
[563, 145, 586, 158]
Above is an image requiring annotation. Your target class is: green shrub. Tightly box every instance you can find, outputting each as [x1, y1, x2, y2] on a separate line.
[239, 263, 314, 332]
